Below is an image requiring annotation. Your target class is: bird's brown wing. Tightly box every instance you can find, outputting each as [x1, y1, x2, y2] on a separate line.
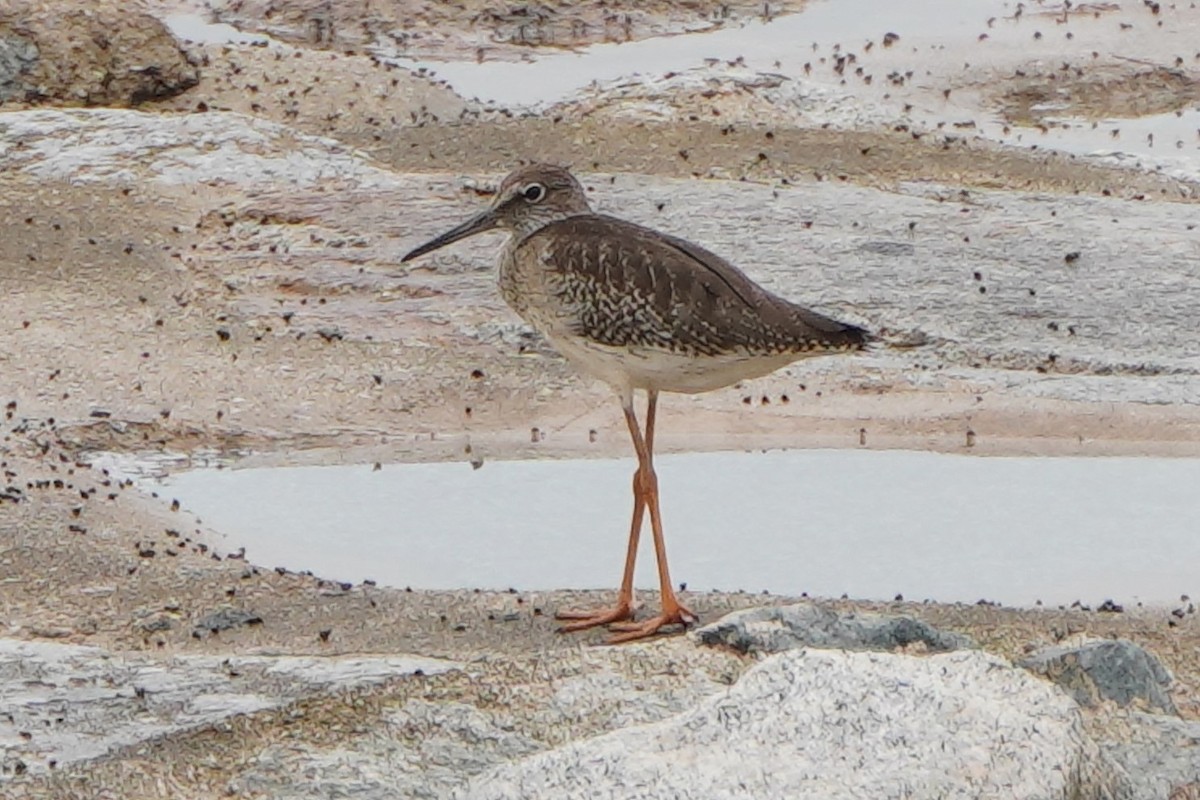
[526, 214, 868, 357]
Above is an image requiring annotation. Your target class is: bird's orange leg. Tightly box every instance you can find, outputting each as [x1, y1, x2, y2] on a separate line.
[554, 476, 642, 631]
[607, 390, 696, 643]
[555, 391, 655, 632]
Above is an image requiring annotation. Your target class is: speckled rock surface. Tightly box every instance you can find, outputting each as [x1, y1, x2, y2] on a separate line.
[692, 603, 975, 654]
[456, 648, 1130, 800]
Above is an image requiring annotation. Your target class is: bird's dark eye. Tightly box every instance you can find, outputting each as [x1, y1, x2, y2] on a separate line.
[522, 183, 545, 203]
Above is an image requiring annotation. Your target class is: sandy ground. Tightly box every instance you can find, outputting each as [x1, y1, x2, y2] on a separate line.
[3, 0, 1200, 796]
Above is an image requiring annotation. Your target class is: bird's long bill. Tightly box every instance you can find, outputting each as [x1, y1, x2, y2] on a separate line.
[401, 209, 498, 262]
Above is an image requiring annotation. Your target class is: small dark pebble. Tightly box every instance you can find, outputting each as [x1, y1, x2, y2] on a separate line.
[317, 328, 343, 342]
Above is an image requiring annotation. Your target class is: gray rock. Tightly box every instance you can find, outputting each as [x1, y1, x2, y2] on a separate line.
[1102, 712, 1200, 800]
[859, 239, 916, 256]
[1020, 638, 1175, 713]
[194, 606, 264, 635]
[0, 33, 37, 103]
[0, 638, 458, 780]
[458, 649, 1130, 800]
[692, 603, 974, 654]
[136, 611, 178, 634]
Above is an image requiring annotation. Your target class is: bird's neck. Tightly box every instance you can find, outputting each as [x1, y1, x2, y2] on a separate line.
[509, 209, 590, 242]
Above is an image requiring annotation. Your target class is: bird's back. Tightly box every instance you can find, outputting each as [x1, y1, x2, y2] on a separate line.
[513, 214, 868, 359]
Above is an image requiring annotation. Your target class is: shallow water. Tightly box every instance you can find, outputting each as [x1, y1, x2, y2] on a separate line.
[387, 0, 1002, 107]
[164, 13, 273, 46]
[1019, 109, 1200, 179]
[167, 1, 1200, 177]
[150, 449, 1200, 607]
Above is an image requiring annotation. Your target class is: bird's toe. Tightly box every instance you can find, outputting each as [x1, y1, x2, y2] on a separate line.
[555, 603, 635, 633]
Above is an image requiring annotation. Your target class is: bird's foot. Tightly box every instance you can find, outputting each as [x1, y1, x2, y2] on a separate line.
[555, 602, 635, 633]
[605, 601, 696, 644]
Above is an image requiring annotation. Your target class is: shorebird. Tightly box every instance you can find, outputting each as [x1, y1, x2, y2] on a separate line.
[403, 165, 869, 642]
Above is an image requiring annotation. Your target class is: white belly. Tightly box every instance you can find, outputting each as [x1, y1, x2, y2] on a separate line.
[548, 334, 805, 394]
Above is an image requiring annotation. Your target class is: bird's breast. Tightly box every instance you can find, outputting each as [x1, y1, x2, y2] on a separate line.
[497, 240, 583, 337]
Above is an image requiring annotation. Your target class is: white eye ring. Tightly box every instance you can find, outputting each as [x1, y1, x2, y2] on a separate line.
[522, 183, 546, 203]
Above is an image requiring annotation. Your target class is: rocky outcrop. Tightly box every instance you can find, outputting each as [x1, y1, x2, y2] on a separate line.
[7, 619, 1199, 799]
[1021, 638, 1176, 713]
[457, 648, 1130, 800]
[0, 638, 457, 780]
[0, 2, 198, 107]
[692, 602, 974, 654]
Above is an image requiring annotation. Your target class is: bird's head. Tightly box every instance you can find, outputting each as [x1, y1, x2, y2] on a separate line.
[401, 164, 591, 263]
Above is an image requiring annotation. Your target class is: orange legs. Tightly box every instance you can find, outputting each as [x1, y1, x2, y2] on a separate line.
[555, 390, 695, 643]
[554, 468, 642, 631]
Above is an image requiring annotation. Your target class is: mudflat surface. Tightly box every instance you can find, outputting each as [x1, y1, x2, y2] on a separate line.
[2, 0, 1200, 796]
